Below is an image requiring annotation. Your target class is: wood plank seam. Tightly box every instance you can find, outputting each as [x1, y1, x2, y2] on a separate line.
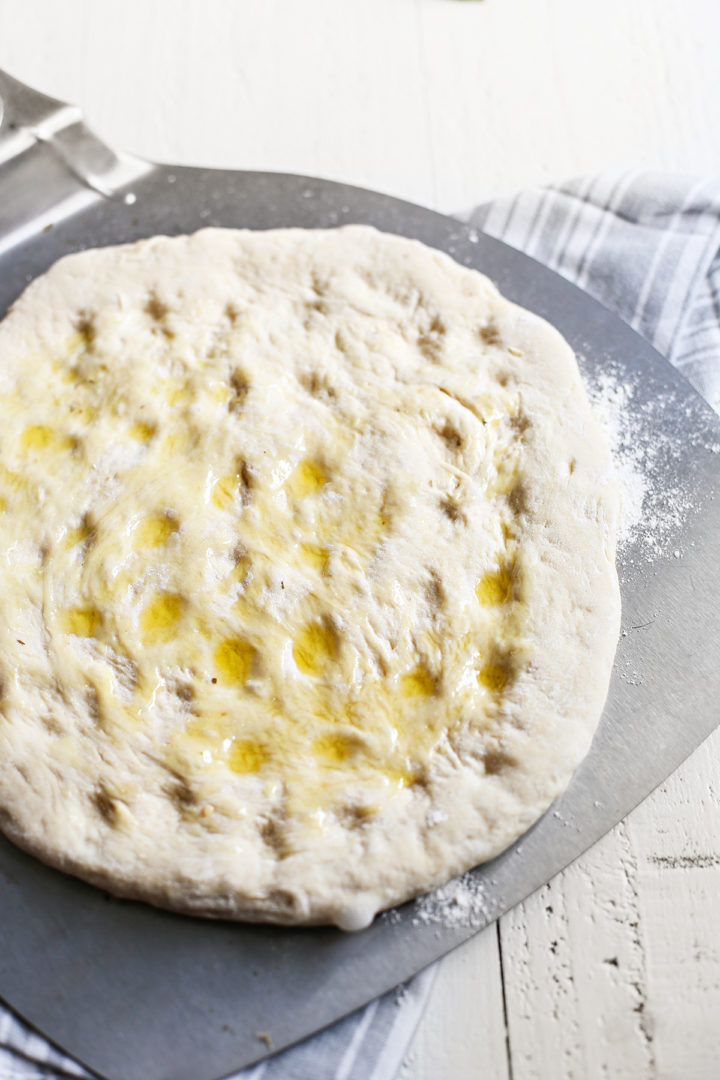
[617, 820, 656, 1074]
[496, 921, 515, 1080]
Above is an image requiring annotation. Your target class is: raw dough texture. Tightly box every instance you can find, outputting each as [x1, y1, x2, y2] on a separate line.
[0, 227, 620, 928]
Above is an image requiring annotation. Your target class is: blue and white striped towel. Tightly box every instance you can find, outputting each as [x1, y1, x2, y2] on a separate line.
[2, 172, 720, 1080]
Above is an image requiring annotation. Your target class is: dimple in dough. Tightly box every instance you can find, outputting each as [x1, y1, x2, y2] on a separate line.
[0, 226, 620, 929]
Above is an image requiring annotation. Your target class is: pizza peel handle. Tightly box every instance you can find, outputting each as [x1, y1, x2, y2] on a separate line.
[0, 68, 91, 147]
[0, 68, 151, 255]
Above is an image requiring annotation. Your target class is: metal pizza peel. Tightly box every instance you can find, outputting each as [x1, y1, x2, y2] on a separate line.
[0, 69, 719, 1080]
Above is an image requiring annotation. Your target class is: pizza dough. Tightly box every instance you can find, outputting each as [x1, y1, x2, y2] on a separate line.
[0, 226, 620, 930]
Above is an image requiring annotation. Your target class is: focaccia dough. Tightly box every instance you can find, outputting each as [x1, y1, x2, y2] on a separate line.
[0, 227, 620, 929]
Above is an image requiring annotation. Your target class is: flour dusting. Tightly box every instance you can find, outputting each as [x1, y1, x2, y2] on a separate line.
[587, 371, 645, 547]
[585, 358, 712, 567]
[412, 873, 488, 929]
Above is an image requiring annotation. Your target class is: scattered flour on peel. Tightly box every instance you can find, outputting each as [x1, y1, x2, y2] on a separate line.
[411, 873, 488, 929]
[587, 371, 645, 548]
[585, 358, 712, 566]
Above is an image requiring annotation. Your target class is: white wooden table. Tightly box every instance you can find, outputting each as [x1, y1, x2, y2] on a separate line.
[3, 2, 720, 1076]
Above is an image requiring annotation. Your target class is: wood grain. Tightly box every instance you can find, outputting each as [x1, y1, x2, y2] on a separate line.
[398, 927, 510, 1080]
[1, 1, 720, 1076]
[2, 0, 719, 213]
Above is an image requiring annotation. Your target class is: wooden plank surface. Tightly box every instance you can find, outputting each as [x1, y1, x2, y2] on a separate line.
[2, 2, 720, 1076]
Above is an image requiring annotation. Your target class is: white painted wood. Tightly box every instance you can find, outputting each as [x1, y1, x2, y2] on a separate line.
[1, 2, 719, 1077]
[501, 823, 657, 1079]
[398, 926, 510, 1080]
[624, 730, 720, 1079]
[2, 0, 720, 213]
[493, 731, 720, 1080]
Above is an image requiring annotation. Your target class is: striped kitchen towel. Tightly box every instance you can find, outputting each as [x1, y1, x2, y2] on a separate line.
[2, 171, 719, 1080]
[464, 172, 720, 412]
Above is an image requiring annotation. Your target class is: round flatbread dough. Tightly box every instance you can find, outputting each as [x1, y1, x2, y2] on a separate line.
[0, 226, 620, 929]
